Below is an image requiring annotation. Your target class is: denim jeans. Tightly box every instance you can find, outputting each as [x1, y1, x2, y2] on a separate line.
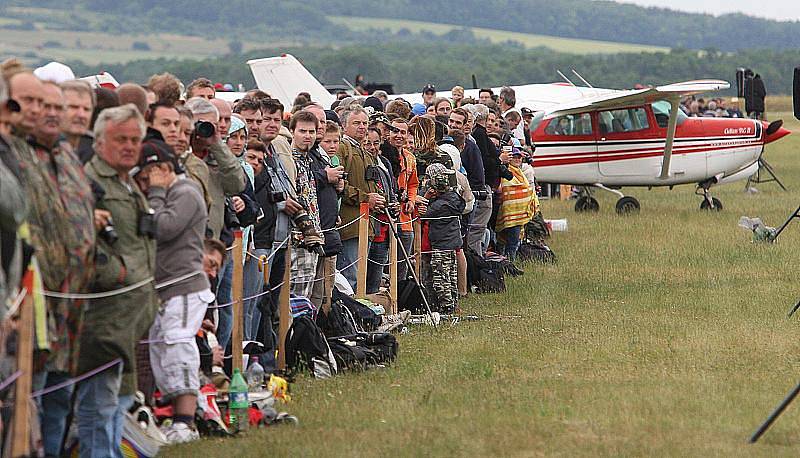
[396, 230, 414, 282]
[366, 239, 389, 294]
[243, 248, 270, 341]
[215, 257, 233, 351]
[502, 225, 522, 261]
[32, 371, 73, 457]
[337, 238, 366, 291]
[77, 363, 123, 458]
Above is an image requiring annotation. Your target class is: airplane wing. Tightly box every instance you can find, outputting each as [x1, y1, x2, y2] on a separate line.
[542, 79, 730, 179]
[247, 54, 336, 111]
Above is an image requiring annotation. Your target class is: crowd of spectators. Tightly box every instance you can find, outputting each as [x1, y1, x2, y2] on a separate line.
[0, 58, 543, 455]
[680, 96, 745, 118]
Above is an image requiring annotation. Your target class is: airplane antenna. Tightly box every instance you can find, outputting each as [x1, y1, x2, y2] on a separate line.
[556, 70, 576, 86]
[571, 69, 594, 88]
[341, 78, 358, 93]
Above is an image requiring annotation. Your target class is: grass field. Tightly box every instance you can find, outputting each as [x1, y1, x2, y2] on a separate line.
[329, 16, 670, 55]
[165, 113, 800, 456]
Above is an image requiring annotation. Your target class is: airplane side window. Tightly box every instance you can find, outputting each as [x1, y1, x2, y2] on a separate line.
[601, 108, 649, 133]
[545, 113, 592, 136]
[651, 101, 687, 128]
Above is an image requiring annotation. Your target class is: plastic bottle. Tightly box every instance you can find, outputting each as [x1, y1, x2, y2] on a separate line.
[246, 356, 265, 391]
[229, 368, 249, 432]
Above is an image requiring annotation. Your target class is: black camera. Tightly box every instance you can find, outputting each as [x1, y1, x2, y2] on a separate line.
[387, 202, 401, 220]
[291, 210, 324, 255]
[472, 189, 489, 201]
[224, 198, 240, 229]
[269, 191, 286, 204]
[137, 209, 157, 238]
[398, 188, 409, 204]
[99, 216, 119, 245]
[340, 172, 349, 180]
[194, 121, 216, 139]
[499, 163, 513, 181]
[364, 165, 380, 182]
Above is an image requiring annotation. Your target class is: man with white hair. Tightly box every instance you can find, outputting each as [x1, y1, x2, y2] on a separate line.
[185, 96, 245, 238]
[78, 104, 157, 458]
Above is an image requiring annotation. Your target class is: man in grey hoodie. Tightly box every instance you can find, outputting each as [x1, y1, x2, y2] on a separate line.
[134, 139, 211, 444]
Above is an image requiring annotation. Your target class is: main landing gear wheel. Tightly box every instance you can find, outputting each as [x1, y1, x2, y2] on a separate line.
[700, 197, 723, 211]
[575, 196, 599, 213]
[615, 196, 640, 215]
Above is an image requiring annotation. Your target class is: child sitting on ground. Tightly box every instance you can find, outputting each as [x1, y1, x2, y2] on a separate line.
[421, 163, 466, 314]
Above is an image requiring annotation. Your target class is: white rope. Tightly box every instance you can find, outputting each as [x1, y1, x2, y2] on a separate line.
[39, 276, 154, 300]
[6, 287, 26, 318]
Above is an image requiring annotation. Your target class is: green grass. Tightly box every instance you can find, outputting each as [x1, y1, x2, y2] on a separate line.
[329, 16, 670, 55]
[167, 113, 800, 456]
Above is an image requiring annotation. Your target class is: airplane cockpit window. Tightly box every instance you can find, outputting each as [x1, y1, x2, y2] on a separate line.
[651, 100, 688, 128]
[598, 107, 649, 134]
[544, 113, 592, 136]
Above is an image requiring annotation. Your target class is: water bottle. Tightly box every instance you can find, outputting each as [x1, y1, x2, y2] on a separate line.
[246, 356, 265, 391]
[229, 368, 249, 432]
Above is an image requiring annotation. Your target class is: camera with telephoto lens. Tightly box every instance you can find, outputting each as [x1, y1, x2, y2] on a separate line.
[269, 191, 286, 204]
[89, 180, 119, 245]
[223, 198, 240, 229]
[137, 209, 157, 238]
[194, 121, 216, 139]
[291, 210, 324, 255]
[364, 165, 380, 182]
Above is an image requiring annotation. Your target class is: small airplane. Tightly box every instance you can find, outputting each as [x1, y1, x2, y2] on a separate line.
[527, 81, 790, 213]
[80, 55, 790, 213]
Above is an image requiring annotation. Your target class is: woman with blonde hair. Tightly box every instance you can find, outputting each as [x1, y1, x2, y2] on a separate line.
[408, 115, 438, 175]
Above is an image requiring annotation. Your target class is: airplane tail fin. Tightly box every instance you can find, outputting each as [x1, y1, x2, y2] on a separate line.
[247, 54, 335, 110]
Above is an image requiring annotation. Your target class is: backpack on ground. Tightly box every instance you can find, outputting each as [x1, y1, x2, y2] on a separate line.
[284, 314, 337, 378]
[316, 299, 359, 337]
[465, 248, 506, 294]
[517, 240, 556, 264]
[397, 279, 431, 314]
[327, 332, 398, 371]
[332, 288, 381, 331]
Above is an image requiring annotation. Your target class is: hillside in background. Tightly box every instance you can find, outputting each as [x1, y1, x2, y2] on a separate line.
[3, 0, 800, 52]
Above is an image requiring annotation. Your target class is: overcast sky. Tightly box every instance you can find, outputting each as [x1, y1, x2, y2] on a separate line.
[613, 0, 800, 21]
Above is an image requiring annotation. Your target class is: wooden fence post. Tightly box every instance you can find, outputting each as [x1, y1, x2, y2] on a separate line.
[10, 269, 34, 457]
[277, 247, 292, 372]
[356, 203, 369, 298]
[231, 230, 244, 372]
[322, 257, 334, 315]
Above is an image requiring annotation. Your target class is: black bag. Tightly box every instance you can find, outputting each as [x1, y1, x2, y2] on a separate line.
[332, 289, 381, 331]
[284, 314, 337, 377]
[397, 279, 431, 314]
[466, 249, 506, 294]
[517, 240, 556, 264]
[354, 332, 397, 364]
[316, 299, 358, 337]
[327, 337, 378, 371]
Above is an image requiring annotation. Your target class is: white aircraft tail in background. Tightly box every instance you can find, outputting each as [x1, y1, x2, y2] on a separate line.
[246, 54, 335, 110]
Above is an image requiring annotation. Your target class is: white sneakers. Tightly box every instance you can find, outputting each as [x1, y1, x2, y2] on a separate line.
[161, 421, 200, 444]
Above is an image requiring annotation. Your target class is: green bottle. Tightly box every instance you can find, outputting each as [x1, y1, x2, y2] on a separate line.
[229, 368, 250, 432]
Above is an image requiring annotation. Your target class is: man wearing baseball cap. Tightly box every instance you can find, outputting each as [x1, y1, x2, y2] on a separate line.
[422, 84, 436, 106]
[135, 138, 211, 443]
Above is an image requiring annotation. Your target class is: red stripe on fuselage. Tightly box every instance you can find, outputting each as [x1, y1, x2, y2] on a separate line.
[533, 142, 760, 167]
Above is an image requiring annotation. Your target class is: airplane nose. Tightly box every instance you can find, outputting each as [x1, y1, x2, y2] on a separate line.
[763, 120, 790, 144]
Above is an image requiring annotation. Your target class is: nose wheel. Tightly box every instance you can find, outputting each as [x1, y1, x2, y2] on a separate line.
[696, 181, 723, 211]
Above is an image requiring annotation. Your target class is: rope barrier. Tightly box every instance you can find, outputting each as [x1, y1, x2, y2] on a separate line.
[30, 359, 122, 399]
[0, 371, 22, 392]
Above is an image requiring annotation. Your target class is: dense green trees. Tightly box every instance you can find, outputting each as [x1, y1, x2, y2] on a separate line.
[6, 0, 800, 51]
[67, 44, 800, 95]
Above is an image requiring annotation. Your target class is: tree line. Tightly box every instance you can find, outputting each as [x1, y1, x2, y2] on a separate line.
[66, 44, 800, 96]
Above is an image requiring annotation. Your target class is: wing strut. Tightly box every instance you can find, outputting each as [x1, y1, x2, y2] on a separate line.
[659, 97, 680, 179]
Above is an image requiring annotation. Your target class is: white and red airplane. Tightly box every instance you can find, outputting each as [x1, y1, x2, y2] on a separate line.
[80, 55, 791, 213]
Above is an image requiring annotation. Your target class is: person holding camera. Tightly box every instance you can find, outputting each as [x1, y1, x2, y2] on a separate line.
[495, 140, 535, 262]
[133, 139, 210, 444]
[303, 104, 345, 308]
[78, 104, 158, 458]
[389, 117, 418, 282]
[336, 106, 385, 290]
[184, 97, 246, 239]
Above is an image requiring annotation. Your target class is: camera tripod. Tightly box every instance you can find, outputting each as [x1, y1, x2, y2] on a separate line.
[381, 208, 438, 328]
